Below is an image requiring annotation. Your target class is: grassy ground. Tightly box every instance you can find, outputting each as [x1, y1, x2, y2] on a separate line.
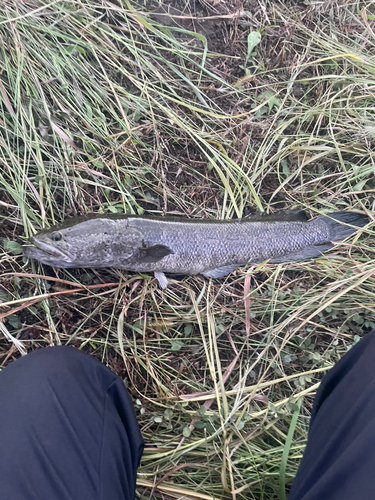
[0, 0, 374, 498]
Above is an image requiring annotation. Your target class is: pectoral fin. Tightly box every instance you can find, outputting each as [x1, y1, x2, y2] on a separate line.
[139, 244, 174, 263]
[202, 264, 239, 278]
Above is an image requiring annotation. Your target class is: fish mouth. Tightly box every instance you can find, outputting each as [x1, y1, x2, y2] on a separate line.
[25, 237, 72, 262]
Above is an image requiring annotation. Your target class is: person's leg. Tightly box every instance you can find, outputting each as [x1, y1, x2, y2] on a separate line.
[0, 346, 144, 500]
[288, 329, 375, 500]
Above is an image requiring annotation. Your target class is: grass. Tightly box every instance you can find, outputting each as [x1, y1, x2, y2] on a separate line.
[0, 0, 374, 498]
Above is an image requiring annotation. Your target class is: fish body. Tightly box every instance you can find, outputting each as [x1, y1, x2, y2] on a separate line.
[23, 211, 368, 287]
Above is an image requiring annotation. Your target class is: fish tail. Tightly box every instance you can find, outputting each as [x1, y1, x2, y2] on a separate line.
[270, 211, 369, 264]
[319, 211, 369, 241]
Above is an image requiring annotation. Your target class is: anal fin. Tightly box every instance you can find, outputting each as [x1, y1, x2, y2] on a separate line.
[269, 243, 334, 264]
[201, 264, 239, 278]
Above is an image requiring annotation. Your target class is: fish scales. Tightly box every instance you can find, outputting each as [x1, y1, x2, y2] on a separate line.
[125, 217, 329, 274]
[22, 209, 370, 289]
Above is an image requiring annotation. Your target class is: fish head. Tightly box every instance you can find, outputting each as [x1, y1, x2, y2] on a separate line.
[23, 215, 138, 268]
[23, 217, 97, 267]
[24, 228, 77, 267]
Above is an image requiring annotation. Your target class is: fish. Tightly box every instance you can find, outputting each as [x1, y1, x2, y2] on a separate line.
[23, 210, 369, 288]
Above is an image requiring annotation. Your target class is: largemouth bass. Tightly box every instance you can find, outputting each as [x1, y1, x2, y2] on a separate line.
[23, 210, 369, 288]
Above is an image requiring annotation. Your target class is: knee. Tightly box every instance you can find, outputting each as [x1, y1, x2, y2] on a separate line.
[27, 345, 93, 373]
[3, 346, 102, 385]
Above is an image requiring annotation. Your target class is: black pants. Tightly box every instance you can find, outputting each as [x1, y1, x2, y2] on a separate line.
[0, 346, 144, 500]
[289, 329, 375, 499]
[1, 333, 375, 500]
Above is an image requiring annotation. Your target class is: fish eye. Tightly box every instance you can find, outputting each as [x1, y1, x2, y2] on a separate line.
[51, 232, 62, 242]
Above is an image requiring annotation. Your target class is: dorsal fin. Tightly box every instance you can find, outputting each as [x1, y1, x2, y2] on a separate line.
[244, 210, 309, 223]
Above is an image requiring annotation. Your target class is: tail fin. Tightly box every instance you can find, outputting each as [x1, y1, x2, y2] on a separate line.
[319, 212, 369, 241]
[270, 212, 369, 265]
